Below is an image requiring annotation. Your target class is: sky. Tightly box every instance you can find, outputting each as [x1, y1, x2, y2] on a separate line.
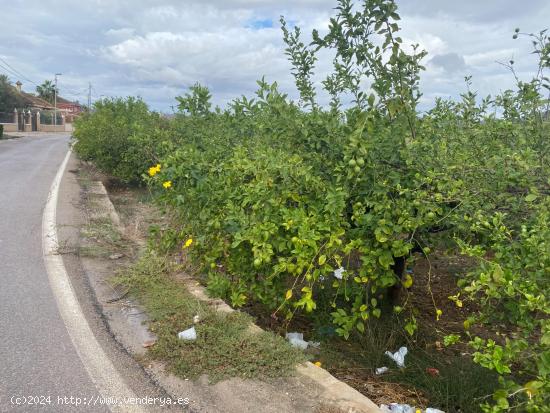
[1, 0, 549, 112]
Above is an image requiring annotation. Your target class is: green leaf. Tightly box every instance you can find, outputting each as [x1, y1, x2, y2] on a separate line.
[318, 254, 327, 265]
[378, 251, 394, 269]
[444, 334, 460, 346]
[524, 381, 543, 397]
[537, 351, 550, 376]
[404, 319, 417, 336]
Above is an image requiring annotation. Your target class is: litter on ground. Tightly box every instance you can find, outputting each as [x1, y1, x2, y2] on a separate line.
[385, 346, 408, 368]
[380, 404, 445, 413]
[177, 326, 197, 341]
[333, 267, 345, 279]
[285, 332, 309, 349]
[380, 403, 415, 413]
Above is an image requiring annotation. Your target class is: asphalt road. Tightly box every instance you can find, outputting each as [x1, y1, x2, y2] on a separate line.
[0, 134, 108, 412]
[0, 134, 182, 413]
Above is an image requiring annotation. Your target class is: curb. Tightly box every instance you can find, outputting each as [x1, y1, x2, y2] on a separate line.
[92, 179, 382, 413]
[178, 274, 381, 413]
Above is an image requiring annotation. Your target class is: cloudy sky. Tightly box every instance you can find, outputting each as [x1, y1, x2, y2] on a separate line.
[1, 0, 548, 112]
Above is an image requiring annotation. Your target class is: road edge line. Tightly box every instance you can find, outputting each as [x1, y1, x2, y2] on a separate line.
[42, 149, 145, 413]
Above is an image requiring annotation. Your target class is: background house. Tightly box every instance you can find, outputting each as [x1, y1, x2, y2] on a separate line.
[56, 96, 83, 122]
[14, 81, 56, 111]
[0, 80, 79, 132]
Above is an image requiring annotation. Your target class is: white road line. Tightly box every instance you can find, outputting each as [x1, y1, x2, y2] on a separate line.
[42, 149, 145, 413]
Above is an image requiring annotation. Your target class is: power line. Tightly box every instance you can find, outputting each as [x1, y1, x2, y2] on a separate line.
[62, 91, 87, 100]
[59, 87, 88, 98]
[0, 56, 90, 103]
[0, 63, 25, 82]
[0, 57, 39, 86]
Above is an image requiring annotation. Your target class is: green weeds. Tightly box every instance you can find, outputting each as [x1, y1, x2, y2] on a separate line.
[114, 253, 306, 382]
[318, 320, 498, 412]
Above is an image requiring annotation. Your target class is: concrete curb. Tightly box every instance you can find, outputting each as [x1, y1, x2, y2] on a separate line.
[91, 179, 382, 413]
[178, 274, 382, 413]
[87, 182, 123, 230]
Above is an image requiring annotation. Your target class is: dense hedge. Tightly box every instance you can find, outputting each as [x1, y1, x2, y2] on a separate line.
[73, 97, 171, 183]
[73, 2, 550, 411]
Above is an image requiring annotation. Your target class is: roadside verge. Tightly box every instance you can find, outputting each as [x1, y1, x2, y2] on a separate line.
[73, 160, 382, 413]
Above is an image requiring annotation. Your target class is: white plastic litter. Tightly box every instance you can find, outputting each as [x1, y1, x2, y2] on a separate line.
[177, 326, 197, 341]
[375, 366, 389, 375]
[286, 332, 309, 349]
[333, 267, 345, 279]
[385, 346, 408, 368]
[193, 314, 200, 324]
[379, 403, 415, 413]
[380, 404, 445, 413]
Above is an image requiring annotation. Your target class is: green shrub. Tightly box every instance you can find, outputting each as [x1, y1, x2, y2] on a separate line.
[72, 97, 170, 183]
[76, 2, 550, 410]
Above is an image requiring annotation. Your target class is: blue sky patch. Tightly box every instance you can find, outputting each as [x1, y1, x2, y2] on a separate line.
[247, 18, 274, 30]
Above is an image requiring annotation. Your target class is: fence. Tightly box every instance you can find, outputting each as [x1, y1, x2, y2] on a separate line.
[39, 111, 64, 125]
[0, 111, 15, 124]
[0, 109, 70, 132]
[0, 110, 17, 132]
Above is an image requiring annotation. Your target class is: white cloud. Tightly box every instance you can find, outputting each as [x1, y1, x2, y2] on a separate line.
[104, 28, 136, 40]
[0, 0, 548, 111]
[464, 48, 517, 67]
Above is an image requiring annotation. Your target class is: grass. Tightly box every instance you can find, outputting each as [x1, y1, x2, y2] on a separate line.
[80, 217, 131, 258]
[114, 252, 306, 383]
[315, 317, 499, 413]
[74, 165, 94, 190]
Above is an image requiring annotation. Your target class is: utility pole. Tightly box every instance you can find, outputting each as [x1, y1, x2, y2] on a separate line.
[88, 82, 92, 110]
[54, 73, 62, 127]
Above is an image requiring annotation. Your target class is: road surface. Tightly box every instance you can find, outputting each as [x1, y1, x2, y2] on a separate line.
[0, 134, 177, 412]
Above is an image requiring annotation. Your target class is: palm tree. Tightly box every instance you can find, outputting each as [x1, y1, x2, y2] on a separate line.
[36, 80, 57, 104]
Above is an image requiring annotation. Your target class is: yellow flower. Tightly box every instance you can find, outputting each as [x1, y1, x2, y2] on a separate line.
[436, 309, 443, 321]
[163, 180, 172, 189]
[183, 238, 193, 248]
[148, 164, 161, 177]
[314, 361, 322, 367]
